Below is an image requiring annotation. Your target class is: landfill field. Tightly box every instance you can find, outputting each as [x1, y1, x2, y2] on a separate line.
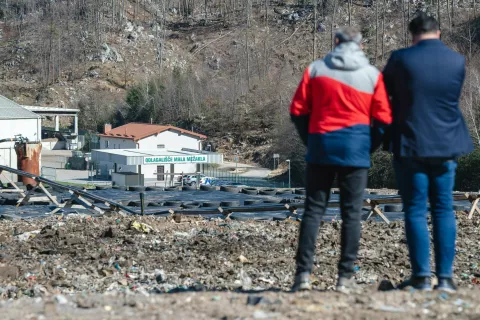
[0, 211, 480, 319]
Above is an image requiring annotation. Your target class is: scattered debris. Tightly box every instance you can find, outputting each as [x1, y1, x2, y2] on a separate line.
[0, 215, 477, 318]
[15, 230, 40, 241]
[128, 221, 154, 233]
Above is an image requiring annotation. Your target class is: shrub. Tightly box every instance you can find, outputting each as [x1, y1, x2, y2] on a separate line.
[455, 149, 480, 191]
[368, 151, 396, 189]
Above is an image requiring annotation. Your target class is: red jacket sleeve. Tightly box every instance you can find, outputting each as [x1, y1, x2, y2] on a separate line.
[371, 73, 392, 125]
[290, 67, 312, 116]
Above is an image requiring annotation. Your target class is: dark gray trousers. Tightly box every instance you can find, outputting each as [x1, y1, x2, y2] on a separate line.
[295, 164, 368, 278]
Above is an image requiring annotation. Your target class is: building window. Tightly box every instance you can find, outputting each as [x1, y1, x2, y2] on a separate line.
[113, 144, 116, 149]
[105, 141, 109, 148]
[157, 144, 165, 149]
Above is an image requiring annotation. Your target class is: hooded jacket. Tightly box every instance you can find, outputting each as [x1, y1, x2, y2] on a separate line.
[290, 42, 392, 168]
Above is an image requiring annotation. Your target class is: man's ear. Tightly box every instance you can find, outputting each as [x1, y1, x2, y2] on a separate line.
[335, 38, 339, 46]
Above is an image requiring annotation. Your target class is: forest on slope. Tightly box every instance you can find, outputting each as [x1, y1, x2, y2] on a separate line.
[1, 0, 480, 188]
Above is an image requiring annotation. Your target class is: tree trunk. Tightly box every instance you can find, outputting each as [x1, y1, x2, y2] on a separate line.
[264, 0, 269, 77]
[348, 0, 351, 26]
[264, 0, 268, 21]
[375, 0, 379, 63]
[401, 0, 406, 47]
[313, 0, 317, 60]
[111, 0, 115, 27]
[447, 0, 451, 28]
[204, 0, 208, 24]
[452, 0, 455, 25]
[331, 0, 337, 51]
[437, 0, 441, 30]
[246, 0, 251, 90]
[382, 0, 386, 62]
[407, 0, 410, 27]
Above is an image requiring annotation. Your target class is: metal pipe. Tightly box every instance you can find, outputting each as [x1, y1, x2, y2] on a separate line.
[0, 164, 137, 215]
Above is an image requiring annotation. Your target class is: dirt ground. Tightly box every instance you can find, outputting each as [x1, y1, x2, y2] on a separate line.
[0, 213, 479, 319]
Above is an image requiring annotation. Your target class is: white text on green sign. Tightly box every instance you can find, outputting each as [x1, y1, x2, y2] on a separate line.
[144, 156, 208, 164]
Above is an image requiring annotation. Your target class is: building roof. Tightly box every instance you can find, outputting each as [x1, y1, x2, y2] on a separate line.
[23, 106, 80, 115]
[0, 95, 41, 120]
[98, 123, 207, 141]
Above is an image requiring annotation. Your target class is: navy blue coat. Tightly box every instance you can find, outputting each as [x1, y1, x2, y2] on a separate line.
[383, 39, 473, 158]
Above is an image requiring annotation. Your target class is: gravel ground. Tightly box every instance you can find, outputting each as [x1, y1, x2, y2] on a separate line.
[0, 213, 479, 319]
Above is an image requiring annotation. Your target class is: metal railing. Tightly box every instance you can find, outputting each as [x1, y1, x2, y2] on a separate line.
[202, 166, 285, 188]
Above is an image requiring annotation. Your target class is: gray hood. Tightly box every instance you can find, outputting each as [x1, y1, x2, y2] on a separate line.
[324, 42, 369, 71]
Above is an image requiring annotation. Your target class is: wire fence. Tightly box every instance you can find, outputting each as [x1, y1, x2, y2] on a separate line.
[203, 166, 287, 188]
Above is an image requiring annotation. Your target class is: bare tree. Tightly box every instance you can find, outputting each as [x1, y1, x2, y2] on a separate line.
[451, 0, 455, 25]
[382, 0, 386, 62]
[204, 0, 208, 24]
[245, 0, 252, 90]
[402, 0, 406, 47]
[375, 0, 379, 63]
[330, 0, 337, 51]
[348, 0, 352, 26]
[447, 0, 452, 28]
[437, 0, 442, 30]
[313, 0, 317, 60]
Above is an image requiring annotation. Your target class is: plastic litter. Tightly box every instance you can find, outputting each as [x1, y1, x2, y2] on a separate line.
[237, 255, 249, 263]
[377, 305, 407, 313]
[15, 230, 40, 241]
[55, 294, 68, 305]
[129, 221, 154, 233]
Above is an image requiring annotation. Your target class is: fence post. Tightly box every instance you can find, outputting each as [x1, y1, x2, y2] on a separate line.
[140, 192, 145, 215]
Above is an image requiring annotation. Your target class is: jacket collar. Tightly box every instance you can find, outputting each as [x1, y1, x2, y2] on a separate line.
[415, 39, 443, 47]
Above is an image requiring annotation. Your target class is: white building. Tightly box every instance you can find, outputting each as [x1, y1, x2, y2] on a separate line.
[96, 123, 217, 183]
[0, 95, 42, 172]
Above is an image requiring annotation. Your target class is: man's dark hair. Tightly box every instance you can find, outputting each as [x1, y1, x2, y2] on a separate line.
[408, 13, 439, 35]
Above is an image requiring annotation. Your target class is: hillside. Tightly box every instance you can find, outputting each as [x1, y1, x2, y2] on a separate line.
[0, 0, 479, 184]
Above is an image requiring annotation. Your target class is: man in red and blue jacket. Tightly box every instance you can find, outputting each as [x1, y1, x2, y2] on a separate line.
[290, 27, 392, 292]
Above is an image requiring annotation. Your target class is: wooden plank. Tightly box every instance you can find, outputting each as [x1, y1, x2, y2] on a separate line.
[1, 173, 25, 197]
[37, 182, 60, 206]
[27, 196, 57, 202]
[69, 191, 104, 214]
[365, 199, 390, 224]
[468, 198, 480, 219]
[16, 188, 37, 207]
[48, 207, 63, 215]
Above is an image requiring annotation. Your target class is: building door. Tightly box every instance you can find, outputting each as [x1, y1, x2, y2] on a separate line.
[157, 165, 165, 181]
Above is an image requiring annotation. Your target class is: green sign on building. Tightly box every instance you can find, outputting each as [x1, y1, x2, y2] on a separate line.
[143, 155, 208, 165]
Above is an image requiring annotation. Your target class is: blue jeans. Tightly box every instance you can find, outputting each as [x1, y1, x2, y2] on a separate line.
[394, 157, 457, 279]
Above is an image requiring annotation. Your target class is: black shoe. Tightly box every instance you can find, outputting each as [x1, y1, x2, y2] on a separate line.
[291, 272, 312, 292]
[434, 278, 457, 293]
[396, 277, 432, 291]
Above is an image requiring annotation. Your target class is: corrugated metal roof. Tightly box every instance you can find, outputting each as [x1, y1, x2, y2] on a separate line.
[0, 95, 41, 119]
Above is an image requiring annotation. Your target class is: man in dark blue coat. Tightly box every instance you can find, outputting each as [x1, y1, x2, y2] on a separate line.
[384, 13, 473, 292]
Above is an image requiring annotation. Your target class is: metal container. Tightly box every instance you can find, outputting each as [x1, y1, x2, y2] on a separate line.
[15, 142, 42, 186]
